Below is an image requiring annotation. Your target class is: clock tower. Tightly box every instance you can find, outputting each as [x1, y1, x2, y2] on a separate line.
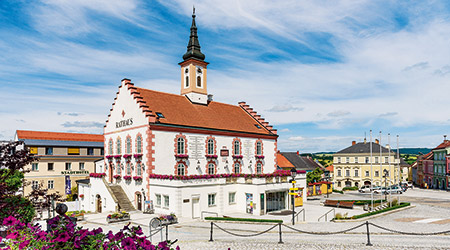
[179, 8, 209, 105]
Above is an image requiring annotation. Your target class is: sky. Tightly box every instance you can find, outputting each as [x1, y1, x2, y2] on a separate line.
[1, 0, 450, 153]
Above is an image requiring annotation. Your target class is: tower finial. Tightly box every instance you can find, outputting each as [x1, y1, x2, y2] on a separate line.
[182, 7, 205, 61]
[193, 5, 195, 15]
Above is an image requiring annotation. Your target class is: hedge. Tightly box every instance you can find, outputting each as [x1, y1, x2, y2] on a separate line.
[204, 217, 283, 223]
[332, 189, 343, 194]
[342, 186, 359, 191]
[347, 202, 410, 220]
[337, 199, 386, 206]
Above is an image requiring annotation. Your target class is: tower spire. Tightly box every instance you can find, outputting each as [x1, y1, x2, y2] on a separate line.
[183, 7, 205, 61]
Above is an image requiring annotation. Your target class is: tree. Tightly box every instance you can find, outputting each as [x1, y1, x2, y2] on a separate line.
[0, 141, 36, 222]
[307, 167, 324, 184]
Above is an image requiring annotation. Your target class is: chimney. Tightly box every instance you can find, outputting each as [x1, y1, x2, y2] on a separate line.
[444, 135, 447, 141]
[207, 94, 213, 102]
[364, 138, 367, 144]
[296, 151, 299, 155]
[375, 139, 379, 144]
[352, 141, 356, 146]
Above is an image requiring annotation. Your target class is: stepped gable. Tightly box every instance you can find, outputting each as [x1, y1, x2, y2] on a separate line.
[129, 87, 277, 136]
[238, 101, 277, 135]
[105, 78, 157, 127]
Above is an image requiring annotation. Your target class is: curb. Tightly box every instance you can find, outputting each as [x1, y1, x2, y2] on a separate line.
[333, 205, 415, 223]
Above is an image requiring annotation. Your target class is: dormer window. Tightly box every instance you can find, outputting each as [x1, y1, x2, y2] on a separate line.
[156, 112, 165, 118]
[254, 124, 261, 129]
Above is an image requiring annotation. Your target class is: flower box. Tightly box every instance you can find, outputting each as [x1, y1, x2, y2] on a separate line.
[255, 155, 265, 159]
[113, 155, 122, 159]
[232, 155, 243, 159]
[89, 173, 106, 178]
[158, 213, 178, 225]
[175, 154, 189, 158]
[123, 175, 132, 181]
[205, 154, 218, 159]
[123, 154, 132, 158]
[113, 175, 121, 179]
[133, 176, 142, 181]
[107, 215, 130, 223]
[107, 211, 130, 223]
[106, 155, 114, 159]
[134, 153, 143, 158]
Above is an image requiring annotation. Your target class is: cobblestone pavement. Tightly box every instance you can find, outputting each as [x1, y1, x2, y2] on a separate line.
[78, 189, 450, 249]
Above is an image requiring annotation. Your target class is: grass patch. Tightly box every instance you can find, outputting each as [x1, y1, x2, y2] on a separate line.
[334, 202, 410, 220]
[204, 217, 283, 223]
[337, 199, 385, 206]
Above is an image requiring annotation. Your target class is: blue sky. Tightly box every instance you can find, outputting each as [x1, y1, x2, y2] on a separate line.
[1, 0, 450, 152]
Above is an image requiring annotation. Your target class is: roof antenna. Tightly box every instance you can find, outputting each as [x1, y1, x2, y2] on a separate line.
[364, 131, 367, 144]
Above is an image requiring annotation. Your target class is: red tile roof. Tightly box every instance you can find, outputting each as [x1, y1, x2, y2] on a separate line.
[277, 152, 295, 169]
[16, 130, 103, 142]
[134, 87, 275, 136]
[433, 140, 450, 150]
[325, 165, 333, 172]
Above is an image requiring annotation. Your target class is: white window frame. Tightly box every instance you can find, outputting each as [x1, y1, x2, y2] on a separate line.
[156, 194, 161, 207]
[207, 163, 215, 175]
[163, 195, 169, 208]
[79, 162, 85, 170]
[48, 180, 54, 189]
[208, 193, 216, 207]
[228, 192, 236, 204]
[32, 163, 38, 171]
[354, 169, 359, 177]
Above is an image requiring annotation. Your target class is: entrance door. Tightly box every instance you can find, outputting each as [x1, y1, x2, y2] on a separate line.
[192, 196, 200, 219]
[96, 195, 102, 213]
[137, 193, 142, 211]
[266, 192, 286, 213]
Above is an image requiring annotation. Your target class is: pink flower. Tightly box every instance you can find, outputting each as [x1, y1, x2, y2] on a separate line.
[6, 231, 19, 240]
[18, 239, 30, 250]
[3, 216, 18, 226]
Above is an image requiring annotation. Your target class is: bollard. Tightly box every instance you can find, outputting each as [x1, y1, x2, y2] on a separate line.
[209, 222, 214, 242]
[366, 221, 372, 246]
[278, 223, 283, 244]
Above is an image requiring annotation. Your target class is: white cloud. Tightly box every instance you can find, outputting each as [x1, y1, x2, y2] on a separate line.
[266, 104, 303, 112]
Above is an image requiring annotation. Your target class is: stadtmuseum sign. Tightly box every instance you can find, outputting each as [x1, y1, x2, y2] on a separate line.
[61, 170, 89, 175]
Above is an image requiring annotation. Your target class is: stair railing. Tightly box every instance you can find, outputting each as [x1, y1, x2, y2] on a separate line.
[318, 208, 335, 222]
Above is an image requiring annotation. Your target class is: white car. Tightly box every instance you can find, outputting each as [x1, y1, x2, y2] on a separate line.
[359, 185, 371, 193]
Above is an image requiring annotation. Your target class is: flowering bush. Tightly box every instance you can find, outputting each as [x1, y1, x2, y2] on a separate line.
[133, 176, 143, 181]
[89, 173, 106, 178]
[174, 154, 189, 158]
[113, 175, 121, 179]
[123, 175, 132, 181]
[2, 215, 179, 249]
[205, 154, 218, 158]
[148, 170, 303, 181]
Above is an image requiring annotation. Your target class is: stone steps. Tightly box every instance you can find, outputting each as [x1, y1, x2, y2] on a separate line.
[109, 185, 135, 211]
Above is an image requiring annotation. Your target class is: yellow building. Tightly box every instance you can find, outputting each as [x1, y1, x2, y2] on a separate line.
[333, 140, 400, 190]
[15, 130, 103, 197]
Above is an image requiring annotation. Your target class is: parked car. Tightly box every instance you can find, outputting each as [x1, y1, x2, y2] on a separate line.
[407, 182, 413, 189]
[371, 186, 381, 193]
[359, 185, 371, 193]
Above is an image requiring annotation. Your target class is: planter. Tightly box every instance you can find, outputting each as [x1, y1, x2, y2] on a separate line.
[107, 215, 130, 223]
[265, 176, 273, 183]
[281, 176, 288, 182]
[160, 218, 178, 225]
[245, 178, 252, 184]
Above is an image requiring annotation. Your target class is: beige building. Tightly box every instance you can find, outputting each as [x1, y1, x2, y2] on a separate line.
[333, 140, 400, 190]
[15, 130, 103, 197]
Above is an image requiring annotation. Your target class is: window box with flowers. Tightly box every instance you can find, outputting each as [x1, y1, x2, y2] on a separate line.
[89, 173, 106, 178]
[232, 155, 243, 159]
[123, 154, 132, 162]
[158, 213, 178, 225]
[106, 211, 130, 223]
[255, 155, 265, 159]
[133, 153, 143, 160]
[123, 175, 132, 181]
[175, 154, 189, 159]
[133, 176, 143, 182]
[113, 175, 121, 180]
[113, 155, 122, 159]
[205, 154, 218, 159]
[79, 194, 84, 199]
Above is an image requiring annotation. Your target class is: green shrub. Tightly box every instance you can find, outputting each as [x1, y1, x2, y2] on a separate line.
[391, 198, 398, 206]
[351, 202, 410, 219]
[332, 189, 343, 194]
[1, 195, 35, 223]
[205, 217, 283, 223]
[342, 186, 359, 191]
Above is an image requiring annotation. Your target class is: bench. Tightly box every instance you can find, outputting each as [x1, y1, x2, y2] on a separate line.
[324, 200, 339, 207]
[338, 201, 355, 209]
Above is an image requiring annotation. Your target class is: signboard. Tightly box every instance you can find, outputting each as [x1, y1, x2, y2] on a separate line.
[246, 193, 253, 214]
[188, 136, 203, 160]
[289, 187, 299, 191]
[220, 149, 229, 157]
[61, 170, 89, 175]
[65, 176, 71, 194]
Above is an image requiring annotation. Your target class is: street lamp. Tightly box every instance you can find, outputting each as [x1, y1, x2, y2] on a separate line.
[383, 169, 388, 202]
[290, 168, 297, 225]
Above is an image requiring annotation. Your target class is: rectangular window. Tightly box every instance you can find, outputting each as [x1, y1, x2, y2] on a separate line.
[354, 169, 359, 177]
[163, 195, 169, 208]
[385, 157, 389, 163]
[31, 163, 38, 171]
[346, 157, 349, 163]
[100, 148, 104, 156]
[365, 157, 369, 163]
[45, 147, 53, 155]
[355, 157, 358, 163]
[156, 194, 161, 207]
[208, 193, 216, 207]
[229, 192, 236, 204]
[87, 148, 94, 155]
[48, 180, 54, 189]
[65, 163, 71, 170]
[68, 148, 80, 155]
[375, 171, 379, 177]
[48, 163, 54, 171]
[345, 169, 350, 177]
[32, 181, 39, 189]
[29, 147, 38, 155]
[79, 162, 85, 170]
[337, 157, 341, 163]
[365, 170, 369, 177]
[375, 157, 378, 163]
[337, 169, 341, 177]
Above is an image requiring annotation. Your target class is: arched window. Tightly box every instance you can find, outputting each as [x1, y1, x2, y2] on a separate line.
[116, 138, 121, 155]
[108, 140, 113, 155]
[136, 135, 142, 154]
[126, 163, 131, 175]
[256, 141, 262, 155]
[256, 163, 262, 174]
[126, 137, 131, 154]
[234, 163, 240, 174]
[177, 163, 185, 176]
[208, 163, 215, 175]
[117, 164, 121, 175]
[207, 139, 214, 155]
[197, 76, 201, 87]
[177, 137, 185, 155]
[185, 76, 189, 87]
[137, 163, 142, 176]
[234, 140, 240, 155]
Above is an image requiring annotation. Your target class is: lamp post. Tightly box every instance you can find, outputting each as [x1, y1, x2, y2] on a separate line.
[290, 168, 297, 225]
[383, 169, 388, 202]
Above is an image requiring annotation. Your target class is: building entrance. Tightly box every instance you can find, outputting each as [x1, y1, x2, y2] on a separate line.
[266, 191, 286, 213]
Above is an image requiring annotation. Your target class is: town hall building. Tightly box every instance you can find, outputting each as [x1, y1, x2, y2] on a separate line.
[79, 10, 306, 218]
